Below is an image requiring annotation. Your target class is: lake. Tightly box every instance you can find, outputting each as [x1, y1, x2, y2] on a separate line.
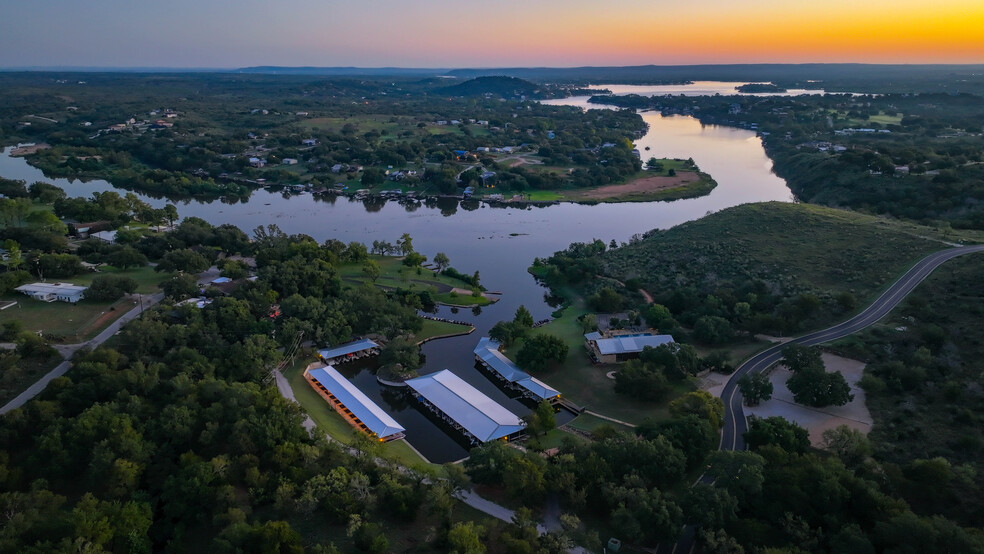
[0, 90, 793, 462]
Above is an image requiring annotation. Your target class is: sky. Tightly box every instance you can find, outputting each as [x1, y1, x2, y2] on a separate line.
[2, 0, 983, 68]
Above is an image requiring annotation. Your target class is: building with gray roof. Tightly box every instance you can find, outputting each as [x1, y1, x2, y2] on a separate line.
[406, 369, 526, 443]
[304, 365, 405, 441]
[584, 331, 676, 363]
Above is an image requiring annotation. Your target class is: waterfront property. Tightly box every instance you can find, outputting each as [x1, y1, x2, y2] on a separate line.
[303, 364, 406, 442]
[406, 369, 526, 444]
[14, 282, 87, 303]
[584, 331, 675, 363]
[473, 337, 561, 402]
[318, 338, 380, 365]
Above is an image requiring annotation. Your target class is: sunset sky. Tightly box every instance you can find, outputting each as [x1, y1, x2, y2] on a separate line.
[2, 0, 983, 68]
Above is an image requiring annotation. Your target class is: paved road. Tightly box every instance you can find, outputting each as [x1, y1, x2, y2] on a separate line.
[658, 245, 984, 554]
[0, 292, 164, 414]
[720, 244, 984, 451]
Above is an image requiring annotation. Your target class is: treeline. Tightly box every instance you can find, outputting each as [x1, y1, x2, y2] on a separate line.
[597, 91, 984, 229]
[0, 219, 569, 552]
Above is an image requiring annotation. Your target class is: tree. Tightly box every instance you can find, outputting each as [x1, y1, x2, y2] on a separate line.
[160, 273, 199, 300]
[516, 333, 568, 372]
[786, 366, 854, 407]
[781, 344, 824, 373]
[526, 399, 556, 436]
[646, 158, 664, 171]
[669, 390, 724, 428]
[86, 275, 138, 301]
[396, 233, 413, 256]
[821, 425, 872, 468]
[693, 315, 733, 345]
[513, 305, 534, 328]
[361, 167, 385, 186]
[447, 521, 486, 554]
[743, 415, 810, 453]
[589, 287, 623, 312]
[161, 204, 179, 228]
[107, 246, 148, 270]
[401, 251, 426, 267]
[362, 260, 380, 282]
[737, 372, 774, 406]
[155, 249, 209, 274]
[433, 252, 450, 272]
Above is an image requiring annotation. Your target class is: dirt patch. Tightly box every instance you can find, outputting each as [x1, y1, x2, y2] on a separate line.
[745, 352, 872, 446]
[576, 171, 699, 199]
[9, 143, 50, 156]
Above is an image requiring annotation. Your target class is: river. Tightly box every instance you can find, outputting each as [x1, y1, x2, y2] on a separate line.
[0, 84, 795, 462]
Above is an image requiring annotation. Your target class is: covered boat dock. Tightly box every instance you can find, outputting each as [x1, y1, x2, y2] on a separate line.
[317, 338, 380, 365]
[406, 369, 526, 444]
[473, 337, 561, 402]
[304, 364, 406, 442]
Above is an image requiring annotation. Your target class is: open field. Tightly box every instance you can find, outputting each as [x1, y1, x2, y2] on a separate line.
[563, 170, 715, 202]
[339, 255, 490, 306]
[69, 265, 170, 294]
[603, 202, 963, 307]
[0, 293, 131, 342]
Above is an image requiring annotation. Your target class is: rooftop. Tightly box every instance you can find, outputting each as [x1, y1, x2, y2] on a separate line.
[307, 366, 405, 438]
[318, 338, 380, 360]
[585, 332, 676, 355]
[473, 337, 560, 400]
[406, 369, 525, 442]
[15, 282, 87, 294]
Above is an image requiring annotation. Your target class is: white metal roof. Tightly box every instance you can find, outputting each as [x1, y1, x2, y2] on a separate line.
[406, 369, 525, 442]
[473, 337, 560, 401]
[591, 333, 676, 355]
[307, 366, 405, 438]
[15, 282, 87, 294]
[318, 338, 379, 360]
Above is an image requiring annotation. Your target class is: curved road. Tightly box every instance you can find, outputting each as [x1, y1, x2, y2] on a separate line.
[720, 244, 984, 452]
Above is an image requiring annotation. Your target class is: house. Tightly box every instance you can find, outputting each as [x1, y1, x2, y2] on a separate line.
[281, 158, 298, 165]
[480, 171, 496, 183]
[301, 139, 317, 146]
[15, 282, 87, 303]
[248, 157, 266, 168]
[584, 331, 676, 364]
[91, 230, 117, 243]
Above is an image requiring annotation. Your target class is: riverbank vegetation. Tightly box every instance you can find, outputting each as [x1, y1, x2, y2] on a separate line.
[0, 72, 650, 201]
[593, 90, 984, 230]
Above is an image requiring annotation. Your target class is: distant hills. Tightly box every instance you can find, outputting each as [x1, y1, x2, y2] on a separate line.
[436, 76, 540, 98]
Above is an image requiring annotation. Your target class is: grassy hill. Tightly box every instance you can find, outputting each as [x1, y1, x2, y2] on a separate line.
[603, 202, 963, 305]
[437, 76, 540, 98]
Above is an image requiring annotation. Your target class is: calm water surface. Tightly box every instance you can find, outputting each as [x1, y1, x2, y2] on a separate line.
[0, 93, 793, 461]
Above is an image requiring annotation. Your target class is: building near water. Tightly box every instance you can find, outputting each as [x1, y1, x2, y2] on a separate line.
[584, 331, 675, 364]
[406, 369, 525, 444]
[317, 338, 380, 365]
[473, 337, 560, 402]
[304, 364, 405, 442]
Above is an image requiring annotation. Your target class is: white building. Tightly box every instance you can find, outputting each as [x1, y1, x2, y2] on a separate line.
[15, 283, 87, 303]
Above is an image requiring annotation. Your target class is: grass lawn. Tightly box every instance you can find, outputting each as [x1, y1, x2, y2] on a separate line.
[432, 291, 492, 307]
[70, 265, 170, 294]
[415, 319, 474, 343]
[868, 112, 903, 125]
[281, 355, 437, 472]
[503, 298, 695, 426]
[0, 293, 131, 342]
[565, 412, 635, 434]
[339, 255, 474, 291]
